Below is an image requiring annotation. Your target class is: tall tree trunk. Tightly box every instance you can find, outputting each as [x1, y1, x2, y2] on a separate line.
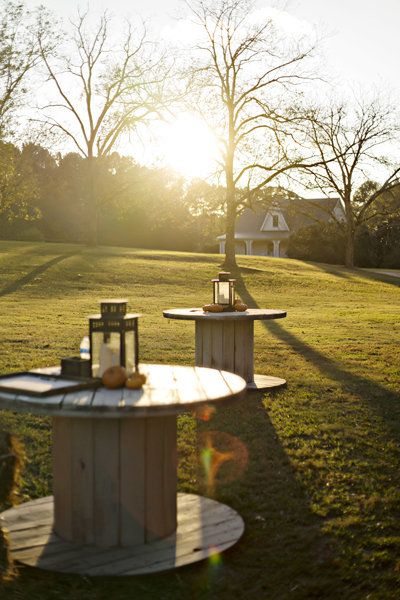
[344, 197, 355, 268]
[345, 223, 356, 269]
[345, 228, 355, 268]
[224, 186, 237, 269]
[86, 155, 98, 246]
[223, 105, 237, 270]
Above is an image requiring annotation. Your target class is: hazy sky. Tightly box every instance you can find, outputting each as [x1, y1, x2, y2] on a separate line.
[35, 0, 400, 96]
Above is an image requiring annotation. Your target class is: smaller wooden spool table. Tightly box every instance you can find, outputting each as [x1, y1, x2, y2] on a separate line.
[163, 308, 287, 391]
[0, 364, 246, 576]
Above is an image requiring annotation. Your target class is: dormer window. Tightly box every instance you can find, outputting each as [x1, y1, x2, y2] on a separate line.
[272, 215, 279, 228]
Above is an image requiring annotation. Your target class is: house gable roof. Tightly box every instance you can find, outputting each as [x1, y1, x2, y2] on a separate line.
[260, 209, 290, 232]
[235, 197, 341, 235]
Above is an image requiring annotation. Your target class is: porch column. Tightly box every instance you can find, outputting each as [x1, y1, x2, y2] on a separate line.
[245, 240, 253, 255]
[219, 241, 226, 254]
[272, 240, 280, 257]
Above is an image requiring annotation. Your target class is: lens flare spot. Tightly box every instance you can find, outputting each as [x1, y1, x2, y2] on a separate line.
[199, 431, 249, 493]
[194, 404, 216, 422]
[208, 547, 223, 566]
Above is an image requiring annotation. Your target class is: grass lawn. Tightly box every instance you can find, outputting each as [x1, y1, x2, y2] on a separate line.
[0, 240, 399, 600]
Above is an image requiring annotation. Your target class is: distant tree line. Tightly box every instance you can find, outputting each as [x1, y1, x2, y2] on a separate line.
[287, 182, 400, 267]
[0, 141, 223, 251]
[0, 0, 399, 268]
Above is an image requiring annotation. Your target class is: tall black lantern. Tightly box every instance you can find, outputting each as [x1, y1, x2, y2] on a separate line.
[212, 271, 236, 311]
[88, 300, 141, 378]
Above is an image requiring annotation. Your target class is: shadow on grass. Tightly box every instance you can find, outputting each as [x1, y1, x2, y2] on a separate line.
[235, 271, 400, 437]
[115, 252, 222, 265]
[308, 261, 400, 288]
[189, 392, 348, 599]
[0, 393, 347, 600]
[0, 254, 78, 298]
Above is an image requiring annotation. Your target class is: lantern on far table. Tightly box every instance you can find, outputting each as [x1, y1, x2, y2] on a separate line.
[212, 271, 236, 311]
[89, 299, 141, 378]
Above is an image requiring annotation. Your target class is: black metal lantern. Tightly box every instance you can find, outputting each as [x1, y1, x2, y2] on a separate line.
[88, 299, 141, 378]
[211, 271, 236, 311]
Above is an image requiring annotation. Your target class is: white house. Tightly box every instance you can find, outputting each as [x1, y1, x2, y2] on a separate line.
[217, 197, 345, 257]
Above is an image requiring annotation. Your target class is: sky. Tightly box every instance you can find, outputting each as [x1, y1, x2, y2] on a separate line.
[29, 0, 400, 183]
[34, 0, 400, 96]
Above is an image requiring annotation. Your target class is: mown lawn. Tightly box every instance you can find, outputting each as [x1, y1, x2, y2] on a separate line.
[0, 240, 399, 600]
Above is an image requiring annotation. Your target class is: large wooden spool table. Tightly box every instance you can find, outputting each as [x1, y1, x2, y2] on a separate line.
[0, 363, 246, 576]
[163, 308, 287, 391]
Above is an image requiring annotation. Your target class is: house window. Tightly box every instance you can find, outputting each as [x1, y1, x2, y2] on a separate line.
[272, 215, 279, 228]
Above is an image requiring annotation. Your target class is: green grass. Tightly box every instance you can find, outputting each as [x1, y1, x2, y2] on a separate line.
[0, 240, 399, 600]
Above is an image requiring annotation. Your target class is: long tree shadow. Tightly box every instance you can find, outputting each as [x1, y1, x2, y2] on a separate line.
[0, 253, 78, 298]
[192, 391, 350, 599]
[0, 393, 349, 600]
[234, 271, 400, 438]
[309, 261, 400, 288]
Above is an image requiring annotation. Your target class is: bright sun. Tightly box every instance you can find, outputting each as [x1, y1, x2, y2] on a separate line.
[159, 114, 220, 179]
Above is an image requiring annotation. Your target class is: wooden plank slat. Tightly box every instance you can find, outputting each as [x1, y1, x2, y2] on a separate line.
[211, 320, 224, 369]
[52, 417, 72, 540]
[201, 321, 212, 368]
[172, 366, 206, 403]
[221, 321, 235, 373]
[92, 387, 123, 409]
[145, 417, 167, 542]
[195, 321, 203, 365]
[62, 389, 95, 409]
[163, 416, 177, 535]
[232, 320, 254, 382]
[243, 320, 254, 382]
[71, 419, 94, 544]
[233, 320, 246, 379]
[93, 419, 120, 547]
[193, 367, 232, 400]
[120, 418, 146, 546]
[120, 387, 143, 408]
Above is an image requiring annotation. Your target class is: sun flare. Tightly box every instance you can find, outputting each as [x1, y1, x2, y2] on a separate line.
[159, 114, 220, 179]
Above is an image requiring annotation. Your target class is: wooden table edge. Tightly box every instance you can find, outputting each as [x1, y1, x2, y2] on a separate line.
[163, 308, 287, 321]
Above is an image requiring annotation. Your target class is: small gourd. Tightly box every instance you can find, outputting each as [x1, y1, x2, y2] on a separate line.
[202, 303, 224, 313]
[234, 298, 248, 312]
[125, 371, 147, 389]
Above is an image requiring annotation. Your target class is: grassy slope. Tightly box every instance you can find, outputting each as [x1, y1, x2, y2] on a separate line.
[0, 240, 399, 600]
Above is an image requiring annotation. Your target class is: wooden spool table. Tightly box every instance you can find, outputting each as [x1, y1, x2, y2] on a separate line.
[0, 364, 246, 576]
[163, 308, 287, 391]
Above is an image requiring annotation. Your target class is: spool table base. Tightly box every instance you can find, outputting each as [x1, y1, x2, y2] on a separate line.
[246, 374, 287, 391]
[1, 493, 244, 576]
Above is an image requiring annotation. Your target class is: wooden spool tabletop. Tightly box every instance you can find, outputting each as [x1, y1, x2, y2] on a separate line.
[0, 363, 247, 574]
[163, 308, 287, 392]
[163, 308, 287, 321]
[0, 364, 246, 418]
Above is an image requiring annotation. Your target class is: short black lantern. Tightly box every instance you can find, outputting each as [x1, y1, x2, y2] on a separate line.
[212, 271, 236, 311]
[88, 299, 141, 378]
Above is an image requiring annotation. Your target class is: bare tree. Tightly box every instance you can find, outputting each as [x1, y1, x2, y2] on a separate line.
[184, 0, 327, 268]
[0, 1, 53, 138]
[36, 10, 167, 244]
[302, 100, 400, 267]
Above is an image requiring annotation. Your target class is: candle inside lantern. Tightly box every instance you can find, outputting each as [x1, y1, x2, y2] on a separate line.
[88, 300, 141, 378]
[212, 271, 236, 311]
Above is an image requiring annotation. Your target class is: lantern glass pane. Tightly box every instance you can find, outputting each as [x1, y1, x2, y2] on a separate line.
[92, 331, 121, 377]
[217, 281, 230, 304]
[124, 330, 136, 374]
